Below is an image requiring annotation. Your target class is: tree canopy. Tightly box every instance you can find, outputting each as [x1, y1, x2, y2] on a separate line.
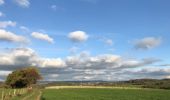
[5, 67, 42, 88]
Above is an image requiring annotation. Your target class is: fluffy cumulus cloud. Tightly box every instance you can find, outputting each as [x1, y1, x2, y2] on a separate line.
[31, 32, 54, 43]
[0, 29, 28, 43]
[0, 48, 66, 71]
[0, 48, 38, 69]
[41, 58, 66, 68]
[0, 0, 4, 5]
[0, 21, 16, 28]
[65, 53, 159, 70]
[68, 31, 89, 42]
[134, 37, 162, 50]
[0, 47, 167, 81]
[14, 0, 30, 7]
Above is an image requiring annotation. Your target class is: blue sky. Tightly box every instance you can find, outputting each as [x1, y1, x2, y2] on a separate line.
[0, 0, 170, 81]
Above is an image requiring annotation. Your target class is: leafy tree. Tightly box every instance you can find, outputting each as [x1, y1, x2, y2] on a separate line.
[5, 67, 42, 88]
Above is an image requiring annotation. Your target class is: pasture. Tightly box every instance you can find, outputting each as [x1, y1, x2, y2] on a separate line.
[41, 86, 170, 100]
[1, 86, 170, 100]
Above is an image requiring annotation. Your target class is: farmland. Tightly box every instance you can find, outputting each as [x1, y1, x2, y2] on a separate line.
[1, 79, 170, 100]
[41, 87, 170, 100]
[1, 86, 170, 100]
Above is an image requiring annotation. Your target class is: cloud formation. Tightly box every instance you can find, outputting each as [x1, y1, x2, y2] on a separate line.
[105, 39, 113, 45]
[65, 53, 159, 70]
[0, 47, 165, 81]
[0, 0, 4, 5]
[0, 48, 66, 71]
[120, 67, 170, 80]
[14, 0, 30, 7]
[134, 37, 162, 50]
[69, 46, 79, 54]
[0, 12, 4, 17]
[0, 29, 28, 43]
[51, 5, 57, 10]
[20, 26, 29, 32]
[31, 32, 54, 43]
[0, 21, 16, 28]
[0, 31, 164, 81]
[68, 31, 89, 42]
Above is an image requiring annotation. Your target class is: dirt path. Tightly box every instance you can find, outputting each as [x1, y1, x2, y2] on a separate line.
[22, 91, 35, 100]
[36, 91, 42, 100]
[22, 90, 42, 100]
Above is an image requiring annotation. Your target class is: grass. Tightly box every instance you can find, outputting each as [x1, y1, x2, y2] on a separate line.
[0, 88, 26, 100]
[0, 88, 41, 100]
[42, 88, 170, 100]
[25, 89, 41, 100]
[1, 86, 170, 100]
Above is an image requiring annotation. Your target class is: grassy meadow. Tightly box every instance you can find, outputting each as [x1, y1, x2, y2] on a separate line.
[1, 86, 170, 100]
[41, 87, 170, 100]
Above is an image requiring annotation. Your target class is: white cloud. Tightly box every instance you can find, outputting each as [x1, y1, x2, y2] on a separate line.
[65, 52, 159, 70]
[73, 75, 95, 80]
[50, 5, 65, 11]
[69, 46, 79, 54]
[41, 58, 66, 68]
[0, 48, 66, 70]
[51, 5, 57, 10]
[14, 0, 30, 7]
[68, 31, 89, 42]
[2, 48, 155, 70]
[160, 64, 170, 67]
[0, 71, 11, 76]
[0, 0, 4, 5]
[0, 48, 38, 67]
[31, 32, 54, 43]
[105, 39, 113, 45]
[165, 75, 170, 79]
[121, 67, 170, 80]
[0, 47, 164, 81]
[20, 26, 29, 32]
[0, 29, 28, 43]
[0, 12, 4, 17]
[134, 37, 162, 50]
[0, 21, 16, 28]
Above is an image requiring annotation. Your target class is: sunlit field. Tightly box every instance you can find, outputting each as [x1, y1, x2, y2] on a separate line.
[1, 86, 170, 100]
[41, 87, 170, 100]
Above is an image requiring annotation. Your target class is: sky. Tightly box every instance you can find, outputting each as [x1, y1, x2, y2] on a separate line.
[0, 0, 170, 81]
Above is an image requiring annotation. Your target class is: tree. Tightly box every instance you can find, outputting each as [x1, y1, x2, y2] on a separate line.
[5, 67, 42, 88]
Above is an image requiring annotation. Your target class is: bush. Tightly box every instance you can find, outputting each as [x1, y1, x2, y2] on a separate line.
[5, 67, 42, 88]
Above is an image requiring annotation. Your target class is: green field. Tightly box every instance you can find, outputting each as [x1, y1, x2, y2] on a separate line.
[41, 88, 170, 100]
[1, 87, 170, 100]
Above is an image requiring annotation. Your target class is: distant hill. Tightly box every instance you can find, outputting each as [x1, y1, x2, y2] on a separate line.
[39, 79, 170, 90]
[125, 78, 170, 89]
